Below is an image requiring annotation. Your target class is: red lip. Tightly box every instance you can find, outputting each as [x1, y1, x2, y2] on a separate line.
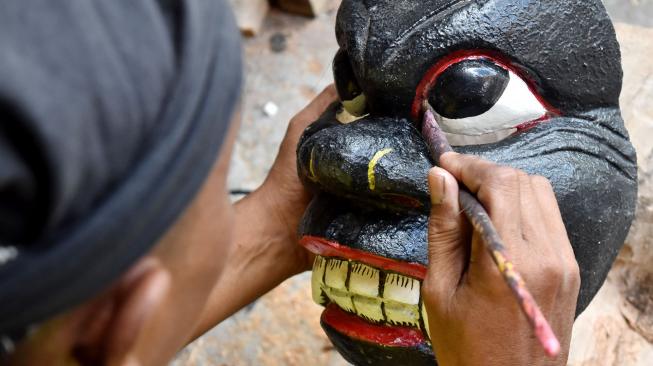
[322, 304, 427, 347]
[300, 235, 427, 279]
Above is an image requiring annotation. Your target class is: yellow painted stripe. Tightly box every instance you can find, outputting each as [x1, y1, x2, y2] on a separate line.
[368, 148, 393, 191]
[309, 147, 318, 182]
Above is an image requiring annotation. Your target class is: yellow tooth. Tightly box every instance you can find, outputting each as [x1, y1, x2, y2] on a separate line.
[384, 301, 420, 328]
[349, 262, 380, 298]
[311, 256, 328, 306]
[324, 258, 349, 290]
[336, 107, 367, 124]
[384, 273, 420, 305]
[341, 94, 367, 116]
[421, 303, 431, 340]
[325, 287, 356, 313]
[352, 295, 384, 323]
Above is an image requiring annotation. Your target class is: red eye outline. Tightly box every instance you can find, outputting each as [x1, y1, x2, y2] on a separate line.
[410, 50, 560, 128]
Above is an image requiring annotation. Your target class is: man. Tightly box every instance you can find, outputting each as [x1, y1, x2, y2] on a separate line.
[0, 1, 579, 365]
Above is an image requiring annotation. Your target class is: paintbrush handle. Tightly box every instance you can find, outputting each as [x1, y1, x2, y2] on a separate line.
[458, 189, 560, 357]
[421, 104, 560, 357]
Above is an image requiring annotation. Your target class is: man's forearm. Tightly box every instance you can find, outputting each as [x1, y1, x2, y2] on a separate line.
[190, 188, 302, 340]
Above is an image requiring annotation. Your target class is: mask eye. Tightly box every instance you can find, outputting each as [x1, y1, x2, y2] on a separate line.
[414, 53, 553, 146]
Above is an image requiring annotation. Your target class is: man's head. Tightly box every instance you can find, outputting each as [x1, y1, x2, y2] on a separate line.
[7, 122, 239, 365]
[0, 1, 241, 364]
[296, 0, 637, 364]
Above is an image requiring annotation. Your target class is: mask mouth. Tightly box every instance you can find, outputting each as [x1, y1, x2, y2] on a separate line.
[301, 236, 431, 350]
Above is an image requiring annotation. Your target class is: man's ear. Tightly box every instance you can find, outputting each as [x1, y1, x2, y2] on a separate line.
[75, 257, 171, 366]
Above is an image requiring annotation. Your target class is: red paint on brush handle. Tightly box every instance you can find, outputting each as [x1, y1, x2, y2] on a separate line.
[505, 264, 561, 357]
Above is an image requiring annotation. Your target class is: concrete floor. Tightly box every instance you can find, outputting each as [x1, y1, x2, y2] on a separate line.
[174, 1, 653, 365]
[603, 0, 653, 28]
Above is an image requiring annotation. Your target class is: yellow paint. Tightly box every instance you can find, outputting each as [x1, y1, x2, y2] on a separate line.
[494, 250, 507, 272]
[368, 148, 393, 191]
[309, 147, 318, 182]
[494, 250, 514, 274]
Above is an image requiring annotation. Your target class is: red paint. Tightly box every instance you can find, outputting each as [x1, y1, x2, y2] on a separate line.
[300, 236, 427, 279]
[515, 115, 550, 132]
[512, 274, 561, 357]
[411, 49, 560, 121]
[499, 257, 560, 357]
[322, 304, 427, 347]
[379, 193, 424, 209]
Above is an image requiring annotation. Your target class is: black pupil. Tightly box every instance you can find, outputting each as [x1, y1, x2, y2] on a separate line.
[429, 59, 509, 119]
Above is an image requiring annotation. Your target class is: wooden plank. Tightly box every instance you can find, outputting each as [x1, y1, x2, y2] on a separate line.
[273, 0, 329, 17]
[229, 0, 269, 37]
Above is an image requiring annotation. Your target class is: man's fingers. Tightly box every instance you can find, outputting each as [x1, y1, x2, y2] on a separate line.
[530, 176, 580, 290]
[274, 84, 337, 168]
[288, 84, 337, 134]
[423, 167, 469, 301]
[438, 153, 530, 290]
[439, 152, 497, 194]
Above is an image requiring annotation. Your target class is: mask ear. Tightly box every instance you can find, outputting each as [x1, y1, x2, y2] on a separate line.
[76, 257, 171, 366]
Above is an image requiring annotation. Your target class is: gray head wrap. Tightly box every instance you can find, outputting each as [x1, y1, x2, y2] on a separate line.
[0, 0, 242, 341]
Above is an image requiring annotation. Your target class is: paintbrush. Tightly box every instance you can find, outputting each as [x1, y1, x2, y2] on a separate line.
[420, 101, 561, 357]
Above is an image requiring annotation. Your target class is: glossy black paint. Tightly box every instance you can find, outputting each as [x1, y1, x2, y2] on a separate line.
[298, 104, 433, 214]
[429, 59, 509, 118]
[297, 1, 638, 365]
[300, 193, 429, 265]
[335, 0, 623, 116]
[333, 48, 363, 101]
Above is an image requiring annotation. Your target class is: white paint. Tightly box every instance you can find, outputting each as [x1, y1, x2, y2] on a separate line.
[262, 101, 278, 117]
[383, 273, 420, 305]
[438, 70, 546, 136]
[0, 246, 18, 266]
[324, 258, 348, 290]
[445, 128, 517, 146]
[349, 262, 380, 297]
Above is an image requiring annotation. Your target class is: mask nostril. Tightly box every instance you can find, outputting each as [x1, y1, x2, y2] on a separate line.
[333, 48, 363, 102]
[333, 48, 369, 120]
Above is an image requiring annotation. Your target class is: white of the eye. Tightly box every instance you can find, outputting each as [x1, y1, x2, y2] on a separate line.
[438, 70, 546, 136]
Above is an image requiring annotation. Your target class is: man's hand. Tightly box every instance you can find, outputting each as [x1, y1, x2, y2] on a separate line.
[256, 84, 338, 273]
[421, 152, 580, 366]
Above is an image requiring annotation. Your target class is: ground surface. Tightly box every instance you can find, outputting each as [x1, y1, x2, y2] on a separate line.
[173, 2, 653, 365]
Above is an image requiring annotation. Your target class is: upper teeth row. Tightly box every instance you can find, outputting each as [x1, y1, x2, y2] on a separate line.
[311, 255, 431, 339]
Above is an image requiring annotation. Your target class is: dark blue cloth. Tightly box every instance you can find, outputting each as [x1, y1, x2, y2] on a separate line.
[0, 0, 242, 336]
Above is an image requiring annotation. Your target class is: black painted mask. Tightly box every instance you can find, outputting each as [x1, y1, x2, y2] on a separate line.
[296, 1, 637, 364]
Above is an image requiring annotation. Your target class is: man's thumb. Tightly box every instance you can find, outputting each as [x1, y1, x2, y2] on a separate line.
[423, 167, 468, 300]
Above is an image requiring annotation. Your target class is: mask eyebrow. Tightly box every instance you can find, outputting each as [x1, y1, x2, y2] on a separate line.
[381, 0, 472, 66]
